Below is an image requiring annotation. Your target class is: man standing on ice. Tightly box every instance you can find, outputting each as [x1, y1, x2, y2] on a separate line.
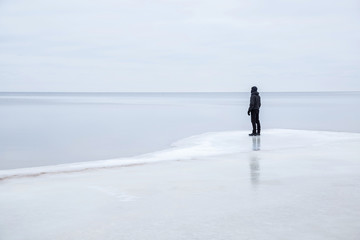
[247, 86, 261, 136]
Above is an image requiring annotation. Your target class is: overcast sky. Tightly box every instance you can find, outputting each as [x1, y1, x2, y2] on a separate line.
[0, 0, 359, 92]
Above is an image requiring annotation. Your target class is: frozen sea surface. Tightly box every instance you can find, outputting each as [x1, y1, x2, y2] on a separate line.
[0, 129, 360, 240]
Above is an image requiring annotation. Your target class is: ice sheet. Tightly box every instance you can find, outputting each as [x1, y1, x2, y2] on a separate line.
[1, 129, 360, 240]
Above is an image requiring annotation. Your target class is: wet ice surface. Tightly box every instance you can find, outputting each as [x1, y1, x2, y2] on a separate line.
[1, 129, 360, 240]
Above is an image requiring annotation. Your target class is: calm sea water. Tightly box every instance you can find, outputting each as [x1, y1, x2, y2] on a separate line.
[1, 92, 359, 170]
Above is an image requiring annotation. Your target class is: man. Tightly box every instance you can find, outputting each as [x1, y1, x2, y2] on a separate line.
[247, 86, 261, 136]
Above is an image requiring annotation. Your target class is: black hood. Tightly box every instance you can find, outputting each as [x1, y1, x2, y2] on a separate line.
[251, 86, 258, 93]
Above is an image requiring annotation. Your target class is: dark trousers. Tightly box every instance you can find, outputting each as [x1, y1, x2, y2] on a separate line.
[251, 109, 261, 134]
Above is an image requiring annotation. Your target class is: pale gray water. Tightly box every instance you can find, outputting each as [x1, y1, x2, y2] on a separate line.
[1, 92, 359, 170]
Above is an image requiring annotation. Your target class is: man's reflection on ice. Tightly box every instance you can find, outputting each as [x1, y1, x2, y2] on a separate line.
[250, 136, 260, 186]
[252, 136, 260, 151]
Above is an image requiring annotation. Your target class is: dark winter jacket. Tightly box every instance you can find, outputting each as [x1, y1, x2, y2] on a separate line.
[248, 91, 261, 111]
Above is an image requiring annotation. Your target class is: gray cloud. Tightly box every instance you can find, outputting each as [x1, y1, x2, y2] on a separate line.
[0, 0, 359, 92]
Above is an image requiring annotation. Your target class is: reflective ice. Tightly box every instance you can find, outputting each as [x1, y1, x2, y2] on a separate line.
[0, 129, 360, 240]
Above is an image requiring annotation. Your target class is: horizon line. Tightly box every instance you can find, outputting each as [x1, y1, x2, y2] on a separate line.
[0, 91, 359, 94]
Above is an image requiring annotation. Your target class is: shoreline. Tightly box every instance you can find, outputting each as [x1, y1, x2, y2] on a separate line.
[1, 129, 359, 181]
